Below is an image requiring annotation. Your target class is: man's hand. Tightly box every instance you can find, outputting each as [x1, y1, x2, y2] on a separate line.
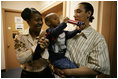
[54, 68, 66, 78]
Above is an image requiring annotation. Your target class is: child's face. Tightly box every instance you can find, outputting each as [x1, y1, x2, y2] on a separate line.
[49, 14, 60, 28]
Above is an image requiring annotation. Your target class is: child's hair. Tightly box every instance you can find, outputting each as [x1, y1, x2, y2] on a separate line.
[45, 13, 56, 25]
[21, 8, 42, 21]
[79, 2, 94, 22]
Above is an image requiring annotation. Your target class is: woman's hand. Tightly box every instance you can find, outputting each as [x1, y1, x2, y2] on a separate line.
[39, 37, 49, 49]
[38, 31, 49, 49]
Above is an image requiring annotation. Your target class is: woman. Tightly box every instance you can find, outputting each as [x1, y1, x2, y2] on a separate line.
[54, 2, 110, 78]
[14, 8, 54, 78]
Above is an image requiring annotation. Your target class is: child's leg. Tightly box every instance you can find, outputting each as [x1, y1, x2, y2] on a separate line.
[52, 58, 78, 69]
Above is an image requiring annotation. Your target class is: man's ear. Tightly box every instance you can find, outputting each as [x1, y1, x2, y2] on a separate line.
[87, 11, 92, 17]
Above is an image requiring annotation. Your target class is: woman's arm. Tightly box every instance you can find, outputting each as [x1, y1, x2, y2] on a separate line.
[33, 36, 49, 60]
[14, 34, 49, 64]
[14, 35, 34, 64]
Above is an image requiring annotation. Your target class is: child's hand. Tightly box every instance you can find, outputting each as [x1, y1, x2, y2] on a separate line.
[76, 25, 86, 31]
[63, 17, 69, 23]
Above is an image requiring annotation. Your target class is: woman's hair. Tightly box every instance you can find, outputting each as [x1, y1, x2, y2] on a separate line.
[21, 8, 42, 21]
[79, 2, 94, 22]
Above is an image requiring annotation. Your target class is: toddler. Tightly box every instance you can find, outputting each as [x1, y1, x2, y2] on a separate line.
[44, 13, 84, 71]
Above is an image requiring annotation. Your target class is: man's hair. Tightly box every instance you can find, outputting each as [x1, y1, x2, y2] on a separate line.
[79, 2, 94, 22]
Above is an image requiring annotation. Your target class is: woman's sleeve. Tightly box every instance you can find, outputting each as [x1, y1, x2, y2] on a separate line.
[87, 38, 110, 75]
[14, 34, 34, 64]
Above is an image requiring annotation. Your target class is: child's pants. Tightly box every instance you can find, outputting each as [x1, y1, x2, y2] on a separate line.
[52, 58, 78, 78]
[52, 57, 78, 69]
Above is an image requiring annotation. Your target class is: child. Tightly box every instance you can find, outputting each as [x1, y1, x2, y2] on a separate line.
[44, 13, 85, 70]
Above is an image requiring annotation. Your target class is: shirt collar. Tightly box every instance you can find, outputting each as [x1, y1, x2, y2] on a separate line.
[19, 28, 30, 36]
[80, 26, 92, 39]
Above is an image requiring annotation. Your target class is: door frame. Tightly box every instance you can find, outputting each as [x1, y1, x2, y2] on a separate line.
[2, 8, 22, 71]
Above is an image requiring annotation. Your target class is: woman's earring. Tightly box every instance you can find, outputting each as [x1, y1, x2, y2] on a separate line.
[87, 17, 89, 19]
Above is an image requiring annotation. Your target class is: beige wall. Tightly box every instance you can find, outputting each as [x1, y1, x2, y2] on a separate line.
[2, 1, 40, 11]
[1, 1, 56, 11]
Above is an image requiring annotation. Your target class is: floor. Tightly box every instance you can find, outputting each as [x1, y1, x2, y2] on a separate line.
[1, 68, 22, 78]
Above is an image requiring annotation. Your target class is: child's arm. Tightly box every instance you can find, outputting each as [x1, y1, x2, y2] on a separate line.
[66, 26, 85, 39]
[47, 17, 69, 37]
[65, 29, 81, 39]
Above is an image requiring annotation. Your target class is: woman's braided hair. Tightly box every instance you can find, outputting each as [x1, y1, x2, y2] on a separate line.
[21, 8, 42, 21]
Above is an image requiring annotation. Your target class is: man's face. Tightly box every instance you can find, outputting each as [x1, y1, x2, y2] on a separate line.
[74, 4, 89, 23]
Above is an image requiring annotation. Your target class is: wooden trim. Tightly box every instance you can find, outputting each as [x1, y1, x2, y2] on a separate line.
[63, 1, 67, 18]
[40, 1, 63, 14]
[2, 8, 22, 71]
[97, 1, 103, 33]
[3, 8, 22, 13]
[108, 1, 117, 77]
[97, 1, 100, 32]
[2, 8, 8, 71]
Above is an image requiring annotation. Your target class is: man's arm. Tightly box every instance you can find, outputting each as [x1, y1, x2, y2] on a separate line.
[54, 37, 110, 77]
[62, 66, 99, 77]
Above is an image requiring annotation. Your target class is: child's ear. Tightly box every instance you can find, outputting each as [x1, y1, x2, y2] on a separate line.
[46, 21, 51, 26]
[26, 20, 31, 25]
